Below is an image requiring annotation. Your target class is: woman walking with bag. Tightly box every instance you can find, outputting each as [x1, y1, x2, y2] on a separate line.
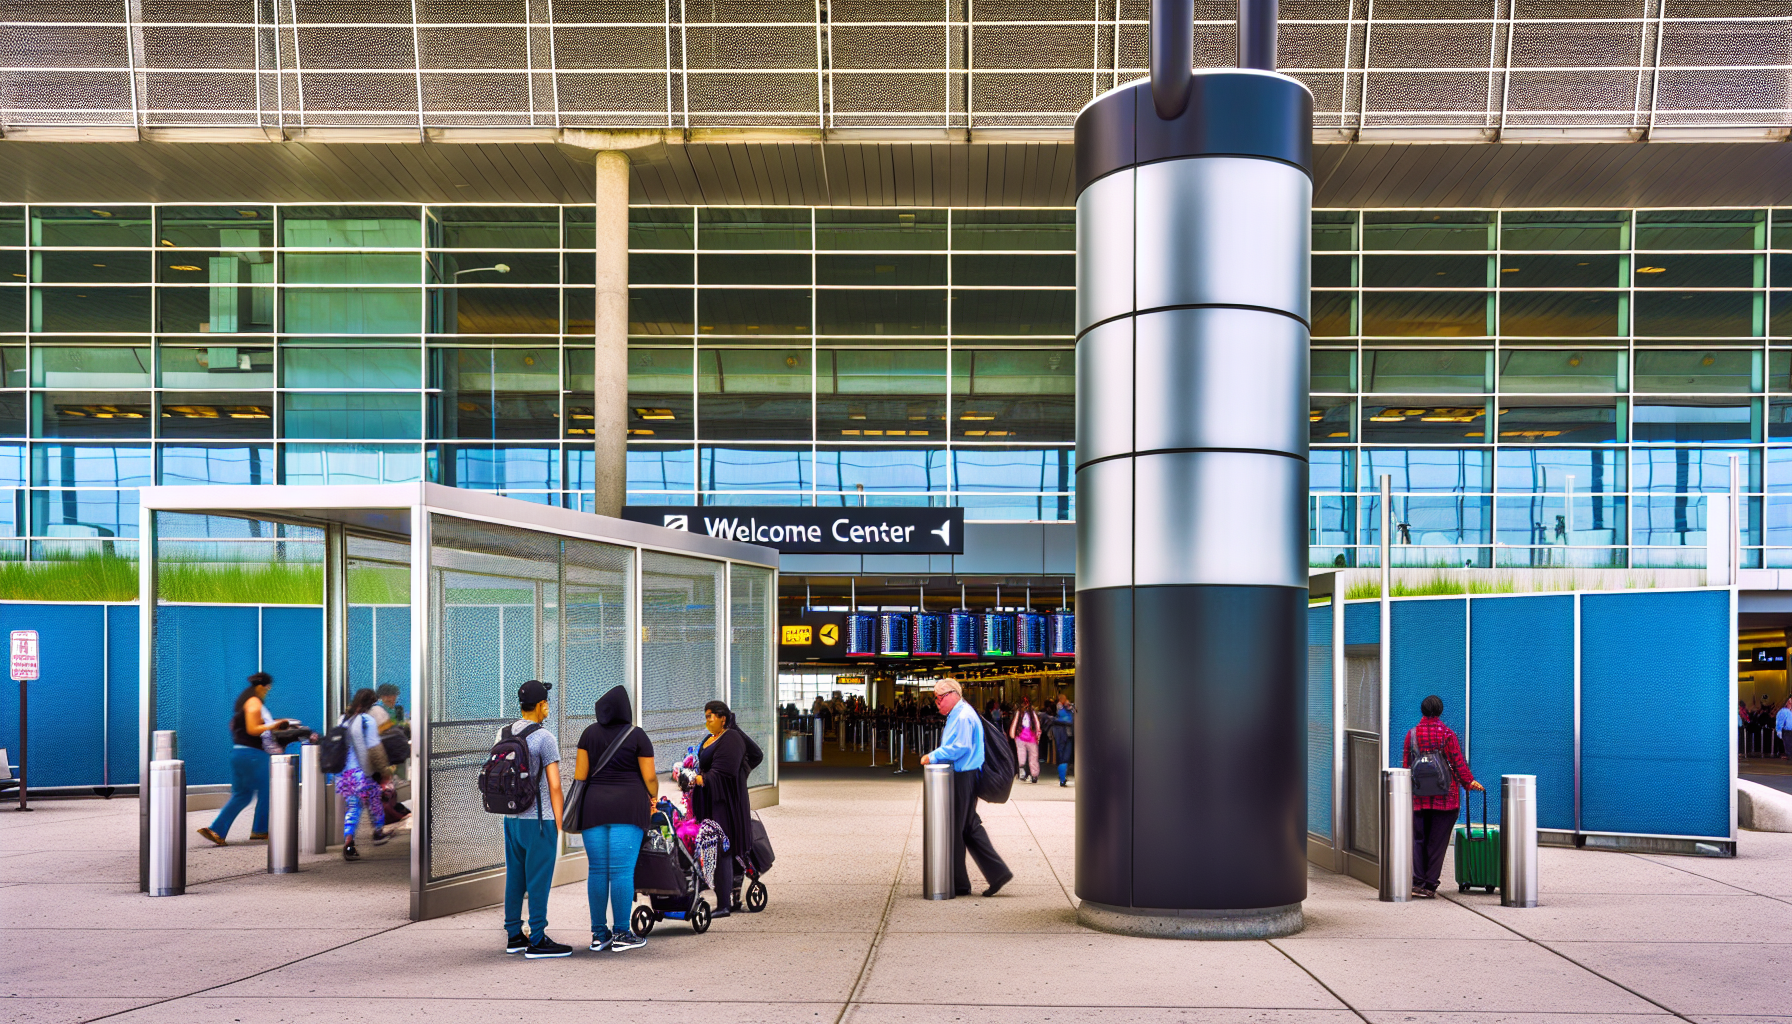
[1008, 697, 1041, 783]
[689, 699, 764, 917]
[198, 672, 295, 846]
[336, 688, 388, 861]
[570, 685, 658, 952]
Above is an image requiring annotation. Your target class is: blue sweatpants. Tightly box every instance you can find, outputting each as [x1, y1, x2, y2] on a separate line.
[210, 746, 270, 838]
[504, 817, 560, 939]
[581, 823, 645, 939]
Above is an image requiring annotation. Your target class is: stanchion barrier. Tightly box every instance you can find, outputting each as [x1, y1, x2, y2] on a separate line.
[812, 715, 826, 763]
[148, 759, 186, 897]
[893, 727, 908, 775]
[153, 730, 177, 762]
[1379, 768, 1412, 903]
[1501, 775, 1539, 908]
[268, 754, 299, 874]
[300, 743, 328, 855]
[922, 763, 954, 900]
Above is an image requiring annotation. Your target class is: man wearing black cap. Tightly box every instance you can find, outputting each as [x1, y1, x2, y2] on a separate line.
[502, 679, 569, 958]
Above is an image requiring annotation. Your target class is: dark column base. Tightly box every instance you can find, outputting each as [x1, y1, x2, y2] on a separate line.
[1078, 899, 1304, 940]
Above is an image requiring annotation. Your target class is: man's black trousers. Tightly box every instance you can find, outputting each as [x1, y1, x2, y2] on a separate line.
[951, 767, 1010, 896]
[1413, 807, 1458, 892]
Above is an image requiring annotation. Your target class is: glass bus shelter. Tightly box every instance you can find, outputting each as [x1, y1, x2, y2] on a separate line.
[135, 483, 778, 920]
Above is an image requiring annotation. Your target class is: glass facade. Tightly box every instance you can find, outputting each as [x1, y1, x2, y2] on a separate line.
[7, 202, 1792, 571]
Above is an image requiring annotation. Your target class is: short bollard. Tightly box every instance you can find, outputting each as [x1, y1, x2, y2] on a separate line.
[1379, 767, 1413, 903]
[299, 743, 328, 855]
[268, 754, 299, 874]
[1501, 774, 1539, 908]
[922, 763, 954, 900]
[148, 759, 186, 897]
[812, 715, 826, 763]
[152, 729, 178, 763]
[893, 727, 908, 774]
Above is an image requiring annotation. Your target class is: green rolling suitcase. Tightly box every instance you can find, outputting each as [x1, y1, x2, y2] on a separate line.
[1453, 787, 1500, 894]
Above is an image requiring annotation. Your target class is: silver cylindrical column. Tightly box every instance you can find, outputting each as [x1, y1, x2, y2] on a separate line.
[268, 754, 299, 874]
[299, 743, 328, 855]
[152, 729, 177, 763]
[813, 715, 826, 762]
[1501, 775, 1539, 908]
[921, 763, 955, 900]
[893, 727, 908, 774]
[1379, 768, 1413, 903]
[147, 759, 186, 897]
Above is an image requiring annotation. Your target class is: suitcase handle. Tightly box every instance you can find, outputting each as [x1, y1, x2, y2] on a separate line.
[1465, 783, 1490, 841]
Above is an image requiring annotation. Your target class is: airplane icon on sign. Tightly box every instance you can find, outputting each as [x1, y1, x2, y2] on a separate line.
[931, 520, 951, 546]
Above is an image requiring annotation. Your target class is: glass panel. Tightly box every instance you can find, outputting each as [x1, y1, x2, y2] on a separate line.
[697, 349, 812, 440]
[951, 254, 1071, 287]
[431, 444, 561, 490]
[950, 290, 1074, 336]
[699, 254, 810, 285]
[0, 207, 24, 248]
[31, 444, 153, 487]
[1494, 496, 1626, 562]
[1360, 399, 1488, 442]
[1361, 254, 1487, 288]
[1497, 254, 1621, 287]
[1632, 350, 1757, 393]
[1500, 210, 1626, 251]
[697, 208, 810, 250]
[158, 445, 275, 485]
[641, 550, 722, 770]
[1359, 494, 1490, 555]
[951, 448, 1073, 493]
[158, 279, 275, 334]
[158, 393, 275, 439]
[32, 207, 153, 247]
[31, 489, 137, 540]
[1499, 292, 1623, 337]
[429, 288, 560, 334]
[282, 393, 422, 439]
[1311, 351, 1354, 392]
[1312, 293, 1355, 337]
[627, 347, 694, 440]
[1631, 400, 1755, 443]
[818, 349, 946, 438]
[627, 252, 691, 285]
[951, 210, 1074, 251]
[1312, 254, 1354, 287]
[1311, 396, 1354, 442]
[1633, 292, 1759, 338]
[1363, 350, 1487, 392]
[816, 290, 946, 335]
[281, 443, 422, 484]
[155, 206, 275, 248]
[427, 251, 559, 285]
[282, 207, 422, 247]
[33, 393, 153, 438]
[1362, 211, 1491, 251]
[630, 288, 694, 336]
[32, 288, 153, 332]
[729, 563, 775, 788]
[697, 289, 811, 336]
[32, 251, 152, 283]
[629, 208, 694, 249]
[1632, 447, 1757, 493]
[32, 346, 151, 388]
[1312, 211, 1356, 252]
[1498, 350, 1623, 393]
[627, 444, 696, 491]
[282, 287, 422, 334]
[562, 537, 635, 784]
[1310, 447, 1352, 490]
[1632, 254, 1758, 288]
[952, 349, 1074, 441]
[1635, 209, 1765, 251]
[816, 208, 946, 250]
[818, 254, 946, 286]
[815, 447, 949, 491]
[1361, 292, 1489, 337]
[697, 446, 810, 491]
[159, 344, 275, 388]
[1358, 448, 1488, 493]
[283, 252, 421, 283]
[1495, 403, 1620, 444]
[282, 347, 420, 389]
[428, 206, 559, 249]
[1495, 449, 1625, 492]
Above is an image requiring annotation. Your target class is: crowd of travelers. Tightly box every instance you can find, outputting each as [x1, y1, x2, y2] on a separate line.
[1741, 695, 1792, 759]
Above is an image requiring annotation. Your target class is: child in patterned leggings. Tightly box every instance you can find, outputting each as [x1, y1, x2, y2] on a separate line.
[336, 688, 390, 861]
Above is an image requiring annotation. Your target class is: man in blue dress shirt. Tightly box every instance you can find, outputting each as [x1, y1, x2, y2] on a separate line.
[921, 677, 1012, 897]
[1777, 697, 1792, 760]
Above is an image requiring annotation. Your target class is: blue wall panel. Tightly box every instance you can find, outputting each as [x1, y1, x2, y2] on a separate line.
[347, 605, 374, 695]
[261, 607, 324, 733]
[106, 607, 139, 786]
[1469, 595, 1575, 831]
[1307, 603, 1334, 840]
[1388, 599, 1467, 798]
[1581, 590, 1731, 838]
[1344, 601, 1379, 645]
[0, 604, 105, 787]
[155, 605, 261, 786]
[374, 606, 411, 708]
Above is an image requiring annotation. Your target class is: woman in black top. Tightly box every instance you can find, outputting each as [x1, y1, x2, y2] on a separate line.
[690, 698, 763, 917]
[197, 672, 294, 847]
[572, 685, 657, 951]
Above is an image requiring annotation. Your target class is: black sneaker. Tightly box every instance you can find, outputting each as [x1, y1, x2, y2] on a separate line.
[610, 931, 646, 952]
[524, 935, 573, 959]
[590, 932, 612, 952]
[342, 843, 360, 861]
[505, 933, 529, 954]
[371, 827, 389, 846]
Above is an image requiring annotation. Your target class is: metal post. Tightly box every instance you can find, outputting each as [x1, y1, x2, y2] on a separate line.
[148, 758, 186, 896]
[1379, 767, 1412, 902]
[893, 726, 908, 774]
[1730, 453, 1742, 584]
[1501, 774, 1539, 908]
[813, 714, 826, 764]
[300, 742, 328, 855]
[15, 678, 27, 811]
[153, 729, 177, 762]
[268, 754, 299, 874]
[922, 763, 955, 900]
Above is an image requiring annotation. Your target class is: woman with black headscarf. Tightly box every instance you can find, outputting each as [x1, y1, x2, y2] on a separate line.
[573, 685, 657, 952]
[689, 699, 763, 916]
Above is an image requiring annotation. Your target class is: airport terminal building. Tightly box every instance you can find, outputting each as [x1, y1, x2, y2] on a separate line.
[0, 2, 1790, 698]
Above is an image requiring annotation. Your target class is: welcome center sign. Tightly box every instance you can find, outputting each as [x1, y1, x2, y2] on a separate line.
[622, 506, 965, 555]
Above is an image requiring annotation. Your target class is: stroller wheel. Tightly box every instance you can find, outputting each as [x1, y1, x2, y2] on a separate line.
[691, 898, 712, 935]
[745, 878, 768, 913]
[631, 904, 656, 936]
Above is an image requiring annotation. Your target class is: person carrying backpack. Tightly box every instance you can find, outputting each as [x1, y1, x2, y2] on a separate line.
[486, 679, 568, 958]
[1403, 694, 1483, 899]
[921, 677, 1012, 897]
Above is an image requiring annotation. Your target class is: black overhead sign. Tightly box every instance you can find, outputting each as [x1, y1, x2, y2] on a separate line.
[622, 506, 965, 554]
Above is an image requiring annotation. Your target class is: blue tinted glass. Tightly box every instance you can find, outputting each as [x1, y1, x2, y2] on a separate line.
[1633, 402, 1754, 444]
[1494, 495, 1626, 546]
[814, 493, 945, 507]
[1309, 494, 1354, 546]
[1770, 447, 1792, 489]
[31, 443, 152, 487]
[1767, 496, 1792, 546]
[0, 489, 20, 536]
[621, 492, 694, 507]
[698, 447, 809, 491]
[0, 443, 23, 488]
[31, 488, 138, 537]
[1631, 448, 1758, 492]
[1359, 495, 1490, 546]
[1310, 448, 1351, 491]
[1495, 448, 1625, 493]
[626, 445, 695, 490]
[816, 448, 948, 491]
[1631, 494, 1713, 548]
[433, 445, 559, 490]
[283, 347, 420, 388]
[281, 289, 422, 334]
[283, 393, 420, 440]
[955, 494, 1072, 520]
[159, 445, 274, 485]
[281, 443, 422, 485]
[951, 448, 1073, 492]
[697, 493, 808, 506]
[1357, 449, 1488, 493]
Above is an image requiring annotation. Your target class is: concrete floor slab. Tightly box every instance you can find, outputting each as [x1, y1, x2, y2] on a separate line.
[6, 927, 390, 998]
[1532, 846, 1748, 896]
[1560, 941, 1792, 1017]
[1356, 1014, 1676, 1023]
[1635, 831, 1792, 896]
[845, 1007, 1363, 1023]
[880, 883, 1081, 933]
[1463, 891, 1792, 943]
[0, 998, 165, 1023]
[97, 998, 848, 1023]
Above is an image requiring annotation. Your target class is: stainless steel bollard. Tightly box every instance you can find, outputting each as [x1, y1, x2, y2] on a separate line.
[813, 716, 826, 763]
[152, 729, 178, 763]
[1501, 774, 1539, 908]
[893, 726, 908, 774]
[299, 743, 328, 855]
[148, 759, 186, 897]
[1379, 768, 1413, 903]
[921, 763, 955, 900]
[268, 754, 299, 874]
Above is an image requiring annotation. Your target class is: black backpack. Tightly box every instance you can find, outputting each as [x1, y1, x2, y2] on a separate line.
[478, 722, 543, 815]
[976, 713, 1017, 804]
[1407, 729, 1453, 798]
[317, 722, 350, 773]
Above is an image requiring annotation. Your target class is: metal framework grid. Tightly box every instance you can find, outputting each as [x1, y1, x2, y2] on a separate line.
[1, 2, 1787, 137]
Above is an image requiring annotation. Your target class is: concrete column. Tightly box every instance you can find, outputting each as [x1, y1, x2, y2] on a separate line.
[592, 149, 630, 518]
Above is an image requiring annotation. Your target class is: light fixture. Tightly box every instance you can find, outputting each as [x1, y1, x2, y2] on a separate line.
[1638, 266, 1667, 274]
[169, 265, 201, 272]
[1500, 267, 1521, 273]
[635, 408, 675, 420]
[90, 210, 112, 218]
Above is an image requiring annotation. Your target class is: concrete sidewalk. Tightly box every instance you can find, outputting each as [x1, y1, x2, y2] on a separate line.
[4, 766, 1791, 1024]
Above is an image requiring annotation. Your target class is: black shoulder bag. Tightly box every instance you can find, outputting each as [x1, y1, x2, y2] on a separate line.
[563, 725, 637, 835]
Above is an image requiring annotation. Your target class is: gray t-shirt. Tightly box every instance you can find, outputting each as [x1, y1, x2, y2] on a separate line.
[499, 719, 561, 820]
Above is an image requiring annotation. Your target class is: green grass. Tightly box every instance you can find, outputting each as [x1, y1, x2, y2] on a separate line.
[348, 565, 409, 604]
[159, 562, 322, 604]
[0, 552, 139, 602]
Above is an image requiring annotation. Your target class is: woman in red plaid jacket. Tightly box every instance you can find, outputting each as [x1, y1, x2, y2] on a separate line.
[1402, 694, 1484, 899]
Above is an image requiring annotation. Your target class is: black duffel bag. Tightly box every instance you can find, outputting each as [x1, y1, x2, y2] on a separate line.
[381, 728, 412, 764]
[749, 812, 775, 874]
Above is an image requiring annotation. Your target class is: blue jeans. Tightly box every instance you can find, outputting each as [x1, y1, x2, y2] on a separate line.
[504, 817, 560, 939]
[210, 746, 270, 837]
[581, 823, 644, 939]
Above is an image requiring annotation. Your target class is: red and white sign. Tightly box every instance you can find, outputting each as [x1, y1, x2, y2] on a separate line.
[10, 630, 38, 681]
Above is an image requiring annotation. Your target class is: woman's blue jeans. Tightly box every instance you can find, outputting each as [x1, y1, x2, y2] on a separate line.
[210, 746, 270, 837]
[582, 823, 645, 939]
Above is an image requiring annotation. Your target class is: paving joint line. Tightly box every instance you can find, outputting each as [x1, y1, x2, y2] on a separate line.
[1010, 790, 1076, 911]
[1265, 938, 1373, 1023]
[831, 780, 920, 1024]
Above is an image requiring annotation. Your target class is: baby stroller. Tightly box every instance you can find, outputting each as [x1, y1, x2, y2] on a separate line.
[632, 803, 714, 935]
